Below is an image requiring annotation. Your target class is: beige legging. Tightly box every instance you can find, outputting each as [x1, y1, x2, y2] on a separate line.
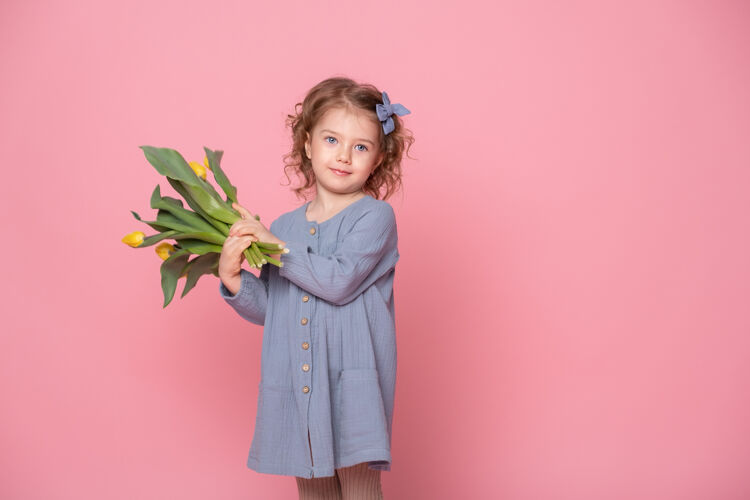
[295, 431, 384, 499]
[295, 462, 383, 499]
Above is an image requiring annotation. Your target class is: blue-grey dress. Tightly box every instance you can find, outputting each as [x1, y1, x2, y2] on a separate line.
[218, 194, 399, 478]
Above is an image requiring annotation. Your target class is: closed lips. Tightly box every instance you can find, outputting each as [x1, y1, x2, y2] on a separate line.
[330, 167, 351, 175]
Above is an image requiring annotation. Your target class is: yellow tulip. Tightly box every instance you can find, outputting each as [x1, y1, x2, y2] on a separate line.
[155, 242, 176, 260]
[122, 231, 145, 247]
[188, 160, 207, 180]
[203, 155, 212, 171]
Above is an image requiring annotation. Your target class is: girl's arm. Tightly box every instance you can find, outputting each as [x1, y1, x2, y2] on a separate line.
[278, 203, 399, 305]
[218, 263, 270, 325]
[218, 218, 278, 325]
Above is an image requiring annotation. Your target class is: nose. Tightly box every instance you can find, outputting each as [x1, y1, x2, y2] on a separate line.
[337, 147, 351, 164]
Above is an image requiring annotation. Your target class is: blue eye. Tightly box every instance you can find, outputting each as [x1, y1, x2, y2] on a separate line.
[324, 136, 368, 152]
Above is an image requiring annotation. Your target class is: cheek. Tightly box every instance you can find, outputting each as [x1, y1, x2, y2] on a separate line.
[366, 153, 380, 167]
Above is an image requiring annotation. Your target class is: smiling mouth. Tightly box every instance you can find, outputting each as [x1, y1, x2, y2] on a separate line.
[330, 167, 351, 175]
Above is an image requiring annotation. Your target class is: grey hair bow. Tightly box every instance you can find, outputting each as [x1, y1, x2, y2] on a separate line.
[376, 91, 411, 135]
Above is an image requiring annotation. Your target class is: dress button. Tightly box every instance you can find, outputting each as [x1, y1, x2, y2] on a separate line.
[309, 227, 316, 235]
[302, 342, 309, 350]
[302, 386, 310, 394]
[302, 295, 309, 302]
[301, 317, 308, 325]
[302, 363, 310, 372]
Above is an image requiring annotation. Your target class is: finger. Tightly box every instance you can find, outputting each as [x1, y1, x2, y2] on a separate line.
[229, 220, 250, 236]
[234, 235, 257, 248]
[230, 219, 249, 236]
[226, 236, 253, 255]
[229, 224, 258, 238]
[228, 234, 256, 244]
[232, 202, 254, 220]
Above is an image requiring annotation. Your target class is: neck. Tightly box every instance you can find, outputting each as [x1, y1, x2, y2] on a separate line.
[310, 186, 366, 214]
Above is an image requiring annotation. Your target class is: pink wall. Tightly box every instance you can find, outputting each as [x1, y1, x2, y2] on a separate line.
[2, 0, 749, 498]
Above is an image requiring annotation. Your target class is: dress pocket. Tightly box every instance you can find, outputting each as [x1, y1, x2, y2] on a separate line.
[333, 368, 390, 458]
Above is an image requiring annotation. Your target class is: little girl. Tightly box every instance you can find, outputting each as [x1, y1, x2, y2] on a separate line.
[217, 76, 414, 499]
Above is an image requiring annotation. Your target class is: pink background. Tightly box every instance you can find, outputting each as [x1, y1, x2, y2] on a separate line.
[2, 0, 749, 498]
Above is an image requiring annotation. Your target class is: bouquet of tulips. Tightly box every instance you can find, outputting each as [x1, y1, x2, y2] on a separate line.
[122, 145, 287, 308]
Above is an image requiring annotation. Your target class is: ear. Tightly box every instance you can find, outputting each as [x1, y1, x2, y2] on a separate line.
[304, 132, 311, 159]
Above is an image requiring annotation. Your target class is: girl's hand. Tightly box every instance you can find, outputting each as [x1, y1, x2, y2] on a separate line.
[228, 202, 285, 248]
[218, 229, 256, 289]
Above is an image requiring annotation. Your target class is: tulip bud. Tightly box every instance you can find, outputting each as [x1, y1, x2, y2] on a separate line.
[155, 242, 176, 260]
[188, 161, 207, 180]
[203, 155, 211, 171]
[122, 231, 145, 247]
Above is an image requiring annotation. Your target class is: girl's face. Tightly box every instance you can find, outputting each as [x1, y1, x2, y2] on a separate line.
[304, 106, 384, 197]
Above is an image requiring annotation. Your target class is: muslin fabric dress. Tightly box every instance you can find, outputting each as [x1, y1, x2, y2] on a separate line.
[218, 194, 399, 479]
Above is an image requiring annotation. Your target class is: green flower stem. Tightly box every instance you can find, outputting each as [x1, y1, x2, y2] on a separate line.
[256, 241, 285, 251]
[263, 254, 283, 267]
[244, 247, 261, 268]
[250, 242, 267, 265]
[258, 247, 288, 256]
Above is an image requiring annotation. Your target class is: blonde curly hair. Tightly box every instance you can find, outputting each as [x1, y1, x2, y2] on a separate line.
[282, 76, 415, 201]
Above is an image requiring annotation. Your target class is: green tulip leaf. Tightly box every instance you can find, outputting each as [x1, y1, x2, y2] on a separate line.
[131, 210, 171, 232]
[139, 145, 203, 188]
[132, 144, 271, 305]
[185, 181, 240, 224]
[150, 185, 220, 235]
[160, 248, 190, 308]
[161, 195, 183, 208]
[171, 238, 222, 255]
[140, 145, 237, 221]
[140, 230, 179, 247]
[167, 177, 230, 236]
[204, 147, 238, 204]
[172, 231, 225, 246]
[153, 210, 197, 231]
[181, 253, 220, 298]
[149, 211, 226, 245]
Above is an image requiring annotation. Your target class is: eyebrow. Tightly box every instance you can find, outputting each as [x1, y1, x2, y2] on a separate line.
[320, 129, 376, 146]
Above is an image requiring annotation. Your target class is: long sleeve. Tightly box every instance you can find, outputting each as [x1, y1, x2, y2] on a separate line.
[218, 264, 270, 325]
[278, 203, 399, 306]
